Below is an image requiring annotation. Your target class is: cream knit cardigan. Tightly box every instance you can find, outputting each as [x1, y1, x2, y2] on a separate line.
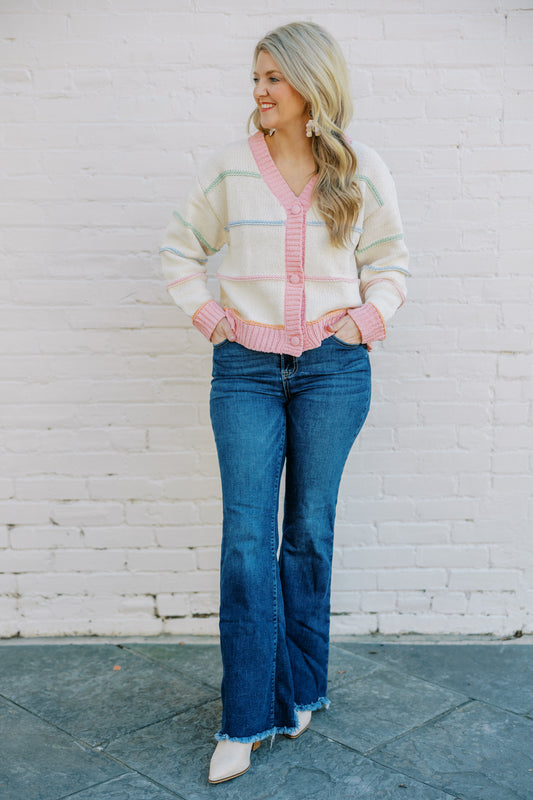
[160, 131, 409, 357]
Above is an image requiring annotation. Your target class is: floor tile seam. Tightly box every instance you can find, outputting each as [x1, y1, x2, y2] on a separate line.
[327, 661, 471, 707]
[54, 771, 136, 800]
[330, 641, 387, 667]
[354, 676, 533, 721]
[117, 642, 220, 694]
[99, 706, 206, 749]
[0, 690, 215, 754]
[361, 751, 464, 800]
[330, 654, 533, 717]
[330, 643, 487, 699]
[368, 746, 530, 800]
[0, 695, 153, 776]
[331, 634, 533, 644]
[310, 697, 475, 759]
[327, 663, 385, 691]
[363, 697, 476, 758]
[102, 696, 222, 750]
[2, 690, 215, 792]
[101, 760, 188, 800]
[466, 698, 533, 719]
[54, 760, 189, 800]
[355, 747, 467, 799]
[0, 693, 102, 745]
[374, 664, 472, 704]
[303, 729, 461, 798]
[2, 633, 532, 645]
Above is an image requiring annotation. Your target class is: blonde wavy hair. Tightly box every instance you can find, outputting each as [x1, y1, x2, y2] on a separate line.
[248, 21, 363, 249]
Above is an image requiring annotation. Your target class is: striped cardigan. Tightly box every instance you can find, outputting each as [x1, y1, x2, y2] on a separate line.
[159, 131, 409, 357]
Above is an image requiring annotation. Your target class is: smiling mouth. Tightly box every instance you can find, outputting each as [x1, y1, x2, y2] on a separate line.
[259, 104, 276, 111]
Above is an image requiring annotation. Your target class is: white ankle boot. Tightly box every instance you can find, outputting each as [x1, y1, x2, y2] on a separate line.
[284, 708, 312, 739]
[208, 739, 261, 784]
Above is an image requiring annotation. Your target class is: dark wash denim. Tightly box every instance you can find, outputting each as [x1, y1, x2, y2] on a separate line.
[209, 336, 372, 743]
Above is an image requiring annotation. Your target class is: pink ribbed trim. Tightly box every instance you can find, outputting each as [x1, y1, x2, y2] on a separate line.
[347, 302, 386, 343]
[249, 132, 317, 355]
[225, 308, 346, 357]
[192, 299, 226, 340]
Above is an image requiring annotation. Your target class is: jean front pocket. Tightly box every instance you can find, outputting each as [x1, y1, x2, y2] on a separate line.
[330, 335, 362, 349]
[213, 338, 230, 350]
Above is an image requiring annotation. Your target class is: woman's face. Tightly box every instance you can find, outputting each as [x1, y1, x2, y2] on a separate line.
[253, 50, 308, 134]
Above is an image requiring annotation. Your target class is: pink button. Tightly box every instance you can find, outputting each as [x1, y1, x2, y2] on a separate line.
[291, 336, 300, 345]
[290, 202, 302, 214]
[289, 274, 301, 284]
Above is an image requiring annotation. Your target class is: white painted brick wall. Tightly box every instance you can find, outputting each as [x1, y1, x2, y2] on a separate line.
[1, 1, 532, 638]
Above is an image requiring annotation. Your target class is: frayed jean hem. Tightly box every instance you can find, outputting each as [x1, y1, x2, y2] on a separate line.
[295, 695, 331, 712]
[215, 698, 330, 742]
[214, 723, 300, 744]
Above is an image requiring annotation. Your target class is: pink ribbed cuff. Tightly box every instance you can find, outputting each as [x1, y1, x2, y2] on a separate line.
[192, 300, 227, 341]
[347, 302, 386, 344]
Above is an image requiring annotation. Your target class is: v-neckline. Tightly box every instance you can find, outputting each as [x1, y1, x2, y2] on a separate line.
[248, 131, 317, 213]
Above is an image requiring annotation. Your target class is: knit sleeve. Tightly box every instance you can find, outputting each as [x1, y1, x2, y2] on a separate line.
[159, 173, 228, 340]
[351, 150, 410, 341]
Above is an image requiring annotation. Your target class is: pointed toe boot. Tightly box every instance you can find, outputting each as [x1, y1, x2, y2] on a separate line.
[208, 739, 261, 784]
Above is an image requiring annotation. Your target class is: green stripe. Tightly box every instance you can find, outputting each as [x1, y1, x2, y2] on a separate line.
[204, 170, 262, 195]
[355, 174, 383, 206]
[357, 233, 404, 254]
[172, 211, 219, 253]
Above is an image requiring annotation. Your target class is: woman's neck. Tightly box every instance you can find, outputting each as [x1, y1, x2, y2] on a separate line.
[265, 126, 314, 166]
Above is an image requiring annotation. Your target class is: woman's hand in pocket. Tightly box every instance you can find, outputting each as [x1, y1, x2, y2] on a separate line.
[327, 315, 362, 345]
[210, 318, 235, 345]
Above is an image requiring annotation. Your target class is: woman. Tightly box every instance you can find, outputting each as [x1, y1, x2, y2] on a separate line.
[160, 21, 409, 784]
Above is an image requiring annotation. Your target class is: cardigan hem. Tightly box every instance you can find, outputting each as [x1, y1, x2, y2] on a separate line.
[225, 307, 363, 357]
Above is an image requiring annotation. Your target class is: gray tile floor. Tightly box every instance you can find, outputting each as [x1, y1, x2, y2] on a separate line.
[1, 634, 533, 800]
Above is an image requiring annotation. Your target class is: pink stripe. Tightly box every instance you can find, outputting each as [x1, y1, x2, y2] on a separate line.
[166, 272, 203, 288]
[218, 272, 359, 284]
[217, 272, 284, 282]
[304, 275, 359, 283]
[363, 277, 406, 306]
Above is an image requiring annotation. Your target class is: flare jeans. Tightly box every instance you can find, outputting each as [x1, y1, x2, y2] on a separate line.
[209, 335, 372, 743]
